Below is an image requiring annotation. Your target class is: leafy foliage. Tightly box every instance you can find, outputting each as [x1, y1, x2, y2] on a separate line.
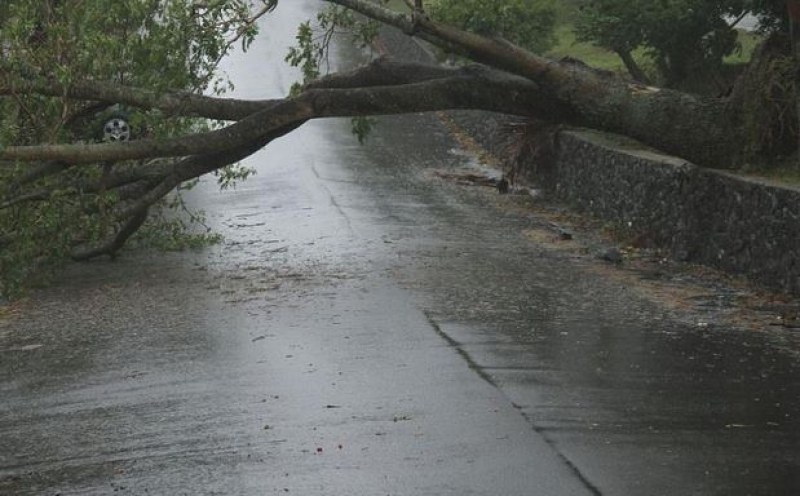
[286, 4, 384, 90]
[428, 0, 558, 54]
[0, 0, 271, 297]
[573, 0, 787, 85]
[129, 193, 223, 252]
[285, 4, 383, 140]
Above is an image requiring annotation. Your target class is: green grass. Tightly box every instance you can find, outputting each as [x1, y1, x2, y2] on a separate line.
[725, 29, 762, 64]
[742, 160, 800, 185]
[385, 0, 410, 12]
[543, 1, 633, 71]
[546, 24, 631, 72]
[548, 24, 762, 76]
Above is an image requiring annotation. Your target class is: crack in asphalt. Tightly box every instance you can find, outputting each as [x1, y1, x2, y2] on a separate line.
[423, 310, 604, 496]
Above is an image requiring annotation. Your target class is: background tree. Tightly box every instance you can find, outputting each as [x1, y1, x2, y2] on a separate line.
[427, 0, 558, 54]
[574, 0, 754, 87]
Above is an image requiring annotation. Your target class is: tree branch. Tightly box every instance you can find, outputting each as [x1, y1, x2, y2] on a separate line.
[0, 66, 551, 165]
[306, 56, 464, 89]
[70, 207, 149, 261]
[0, 78, 277, 121]
[2, 58, 485, 121]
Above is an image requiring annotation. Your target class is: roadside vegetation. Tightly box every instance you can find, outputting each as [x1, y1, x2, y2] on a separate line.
[0, 0, 272, 296]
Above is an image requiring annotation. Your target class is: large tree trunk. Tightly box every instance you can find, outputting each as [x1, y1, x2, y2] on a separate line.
[728, 33, 798, 165]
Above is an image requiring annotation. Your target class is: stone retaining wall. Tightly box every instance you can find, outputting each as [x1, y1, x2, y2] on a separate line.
[450, 108, 800, 295]
[551, 130, 800, 294]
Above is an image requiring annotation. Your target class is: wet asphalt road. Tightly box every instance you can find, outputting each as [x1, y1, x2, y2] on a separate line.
[1, 2, 799, 495]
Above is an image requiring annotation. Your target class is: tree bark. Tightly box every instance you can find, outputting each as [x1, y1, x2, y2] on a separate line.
[615, 49, 651, 85]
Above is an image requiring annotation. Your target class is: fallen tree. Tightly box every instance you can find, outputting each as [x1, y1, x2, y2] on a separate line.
[0, 0, 796, 295]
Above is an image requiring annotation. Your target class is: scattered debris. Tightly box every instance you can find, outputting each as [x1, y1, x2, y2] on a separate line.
[597, 247, 623, 264]
[497, 176, 510, 194]
[434, 170, 498, 188]
[771, 310, 800, 328]
[549, 222, 573, 240]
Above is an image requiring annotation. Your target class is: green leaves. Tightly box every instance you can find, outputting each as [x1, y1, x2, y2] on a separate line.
[285, 5, 384, 142]
[216, 162, 256, 190]
[573, 0, 786, 85]
[286, 21, 323, 84]
[428, 0, 557, 54]
[0, 1, 267, 297]
[351, 117, 376, 144]
[286, 5, 383, 86]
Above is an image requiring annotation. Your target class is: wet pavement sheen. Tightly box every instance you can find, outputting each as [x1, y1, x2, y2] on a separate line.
[1, 1, 799, 495]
